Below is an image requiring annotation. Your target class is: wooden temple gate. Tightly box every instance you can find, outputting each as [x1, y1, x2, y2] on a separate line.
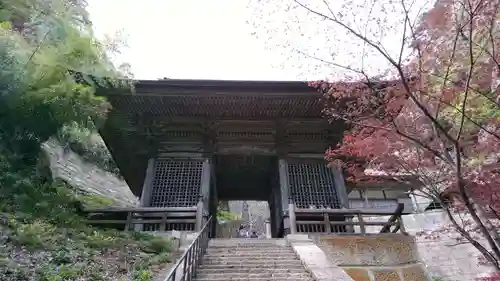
[92, 79, 407, 237]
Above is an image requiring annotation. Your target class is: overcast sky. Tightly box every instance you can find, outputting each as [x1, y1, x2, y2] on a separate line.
[87, 0, 431, 81]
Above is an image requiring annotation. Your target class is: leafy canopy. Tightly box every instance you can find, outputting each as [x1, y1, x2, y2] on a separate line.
[0, 0, 128, 165]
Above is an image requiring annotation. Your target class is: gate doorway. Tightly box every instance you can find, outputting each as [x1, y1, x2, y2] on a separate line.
[208, 154, 283, 238]
[215, 200, 271, 238]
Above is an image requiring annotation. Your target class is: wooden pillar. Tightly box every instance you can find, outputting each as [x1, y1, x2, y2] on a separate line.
[195, 197, 204, 232]
[332, 166, 354, 233]
[265, 219, 272, 238]
[278, 158, 290, 234]
[288, 199, 297, 234]
[332, 167, 349, 208]
[139, 158, 156, 206]
[136, 157, 155, 231]
[200, 158, 211, 218]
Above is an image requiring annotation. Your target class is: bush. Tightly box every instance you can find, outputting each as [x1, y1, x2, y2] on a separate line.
[56, 122, 122, 177]
[217, 208, 240, 222]
[0, 147, 173, 280]
[0, 1, 173, 279]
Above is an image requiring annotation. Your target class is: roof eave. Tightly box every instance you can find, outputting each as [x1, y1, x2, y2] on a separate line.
[97, 79, 318, 97]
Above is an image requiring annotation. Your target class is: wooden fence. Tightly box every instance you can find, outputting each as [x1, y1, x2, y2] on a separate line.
[84, 201, 204, 232]
[290, 203, 407, 234]
[84, 201, 406, 236]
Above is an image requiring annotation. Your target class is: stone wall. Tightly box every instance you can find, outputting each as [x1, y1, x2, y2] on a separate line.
[317, 234, 432, 281]
[42, 141, 138, 207]
[356, 211, 494, 280]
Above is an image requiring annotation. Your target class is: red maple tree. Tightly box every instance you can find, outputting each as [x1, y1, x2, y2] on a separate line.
[296, 0, 500, 271]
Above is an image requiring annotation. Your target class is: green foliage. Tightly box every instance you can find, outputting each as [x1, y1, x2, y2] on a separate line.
[217, 208, 240, 221]
[56, 122, 122, 177]
[0, 1, 173, 280]
[39, 264, 85, 281]
[117, 270, 154, 281]
[441, 90, 500, 131]
[0, 175, 173, 280]
[77, 193, 117, 208]
[8, 219, 61, 249]
[1, 146, 168, 277]
[132, 271, 154, 281]
[0, 0, 129, 164]
[0, 150, 173, 280]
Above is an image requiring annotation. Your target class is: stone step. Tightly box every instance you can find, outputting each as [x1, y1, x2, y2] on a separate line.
[197, 268, 307, 274]
[207, 246, 292, 250]
[204, 253, 295, 258]
[208, 244, 287, 247]
[194, 277, 314, 281]
[205, 250, 295, 255]
[209, 241, 286, 244]
[198, 263, 305, 270]
[209, 239, 287, 247]
[207, 245, 289, 249]
[203, 255, 296, 260]
[207, 244, 291, 248]
[210, 238, 285, 242]
[195, 272, 312, 279]
[201, 258, 301, 265]
[196, 240, 311, 281]
[207, 246, 293, 250]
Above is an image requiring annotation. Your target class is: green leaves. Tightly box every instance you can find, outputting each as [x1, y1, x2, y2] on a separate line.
[0, 0, 126, 160]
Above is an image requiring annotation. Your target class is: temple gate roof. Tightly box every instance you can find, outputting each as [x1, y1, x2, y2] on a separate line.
[97, 79, 345, 196]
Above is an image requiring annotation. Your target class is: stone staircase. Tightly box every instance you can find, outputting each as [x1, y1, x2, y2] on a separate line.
[194, 238, 315, 281]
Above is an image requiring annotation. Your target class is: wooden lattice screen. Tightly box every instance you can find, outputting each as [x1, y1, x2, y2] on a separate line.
[287, 159, 340, 209]
[150, 158, 203, 208]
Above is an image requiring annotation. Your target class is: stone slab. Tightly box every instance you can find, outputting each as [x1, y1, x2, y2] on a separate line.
[318, 234, 420, 266]
[286, 235, 354, 281]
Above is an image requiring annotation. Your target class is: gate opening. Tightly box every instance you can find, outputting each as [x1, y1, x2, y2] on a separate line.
[215, 200, 271, 238]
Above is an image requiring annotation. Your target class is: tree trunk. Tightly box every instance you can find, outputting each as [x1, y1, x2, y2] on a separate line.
[444, 206, 500, 269]
[473, 199, 500, 250]
[456, 176, 500, 269]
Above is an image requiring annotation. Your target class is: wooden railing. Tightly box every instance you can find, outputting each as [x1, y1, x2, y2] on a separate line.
[289, 202, 407, 234]
[84, 201, 205, 232]
[163, 216, 213, 281]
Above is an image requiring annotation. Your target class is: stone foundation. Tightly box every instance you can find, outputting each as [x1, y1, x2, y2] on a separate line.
[316, 234, 432, 281]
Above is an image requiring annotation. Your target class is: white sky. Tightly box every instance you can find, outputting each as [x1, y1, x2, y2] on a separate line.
[87, 0, 432, 81]
[87, 0, 298, 80]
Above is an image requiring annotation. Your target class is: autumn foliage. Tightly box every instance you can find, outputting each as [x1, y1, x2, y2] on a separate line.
[302, 0, 500, 270]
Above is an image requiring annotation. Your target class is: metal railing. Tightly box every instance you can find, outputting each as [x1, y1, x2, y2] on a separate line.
[289, 202, 407, 234]
[163, 216, 213, 281]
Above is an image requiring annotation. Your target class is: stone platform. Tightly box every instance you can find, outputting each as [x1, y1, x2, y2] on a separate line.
[316, 234, 432, 281]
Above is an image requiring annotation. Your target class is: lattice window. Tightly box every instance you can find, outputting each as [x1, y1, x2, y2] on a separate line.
[162, 131, 201, 138]
[286, 131, 327, 140]
[216, 131, 274, 138]
[287, 159, 340, 209]
[149, 158, 203, 207]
